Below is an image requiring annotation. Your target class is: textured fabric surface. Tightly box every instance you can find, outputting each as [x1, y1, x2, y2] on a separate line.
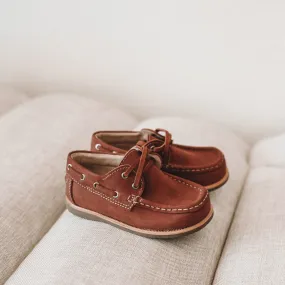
[0, 94, 137, 284]
[250, 133, 285, 168]
[6, 118, 249, 285]
[213, 167, 285, 285]
[0, 86, 29, 116]
[214, 134, 285, 285]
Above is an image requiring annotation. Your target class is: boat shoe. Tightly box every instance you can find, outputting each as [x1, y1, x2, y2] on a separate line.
[65, 145, 213, 238]
[90, 128, 229, 191]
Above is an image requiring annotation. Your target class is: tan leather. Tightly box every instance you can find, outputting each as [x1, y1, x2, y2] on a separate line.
[91, 129, 228, 189]
[65, 146, 212, 234]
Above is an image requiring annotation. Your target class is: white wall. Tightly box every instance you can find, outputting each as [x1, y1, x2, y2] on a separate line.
[0, 0, 285, 143]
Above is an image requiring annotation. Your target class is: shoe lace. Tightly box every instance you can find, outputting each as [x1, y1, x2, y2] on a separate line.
[123, 145, 150, 189]
[141, 128, 172, 164]
[123, 129, 172, 188]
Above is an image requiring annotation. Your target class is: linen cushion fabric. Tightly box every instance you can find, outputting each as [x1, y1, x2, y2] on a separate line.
[213, 134, 285, 285]
[6, 118, 249, 285]
[0, 94, 137, 284]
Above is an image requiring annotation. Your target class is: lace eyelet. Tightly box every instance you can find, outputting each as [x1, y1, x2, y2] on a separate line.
[93, 182, 99, 188]
[132, 183, 139, 190]
[121, 172, 128, 179]
[80, 174, 86, 181]
[95, 144, 101, 151]
[67, 164, 72, 171]
[113, 191, 119, 198]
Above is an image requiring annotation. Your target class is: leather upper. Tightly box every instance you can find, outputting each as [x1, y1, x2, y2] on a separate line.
[65, 146, 211, 231]
[91, 128, 227, 187]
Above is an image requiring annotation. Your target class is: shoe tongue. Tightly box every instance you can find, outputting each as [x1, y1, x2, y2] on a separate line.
[119, 145, 163, 169]
[149, 132, 167, 143]
[140, 129, 159, 141]
[137, 137, 163, 150]
[119, 148, 141, 166]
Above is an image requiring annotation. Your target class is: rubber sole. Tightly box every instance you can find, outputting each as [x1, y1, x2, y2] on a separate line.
[66, 199, 214, 239]
[205, 168, 229, 192]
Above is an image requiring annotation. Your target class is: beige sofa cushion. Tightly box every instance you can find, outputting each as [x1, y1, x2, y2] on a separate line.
[213, 134, 285, 284]
[6, 118, 249, 285]
[0, 94, 137, 284]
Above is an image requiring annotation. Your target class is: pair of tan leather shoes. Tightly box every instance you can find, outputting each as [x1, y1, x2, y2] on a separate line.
[65, 128, 229, 238]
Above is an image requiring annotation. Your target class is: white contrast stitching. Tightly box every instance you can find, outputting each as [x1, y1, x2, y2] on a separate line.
[139, 192, 208, 212]
[120, 149, 136, 165]
[163, 173, 203, 194]
[127, 194, 140, 205]
[164, 158, 224, 172]
[102, 166, 128, 180]
[102, 166, 144, 192]
[66, 171, 208, 213]
[68, 179, 72, 200]
[68, 176, 132, 210]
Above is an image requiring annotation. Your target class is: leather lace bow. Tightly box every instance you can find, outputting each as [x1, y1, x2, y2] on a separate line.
[141, 128, 172, 164]
[125, 129, 173, 188]
[123, 145, 149, 189]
